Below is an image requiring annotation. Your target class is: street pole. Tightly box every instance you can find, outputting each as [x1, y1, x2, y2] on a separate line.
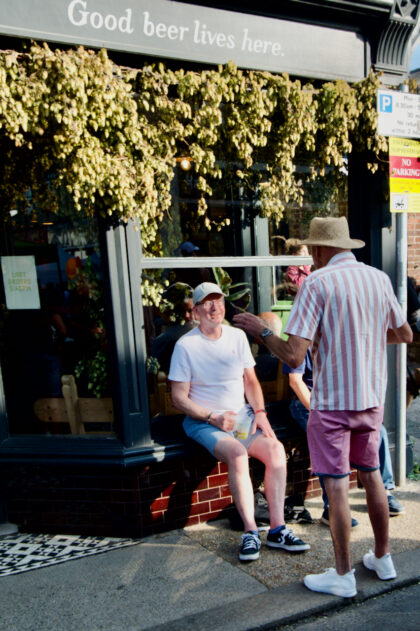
[395, 210, 407, 485]
[394, 83, 410, 486]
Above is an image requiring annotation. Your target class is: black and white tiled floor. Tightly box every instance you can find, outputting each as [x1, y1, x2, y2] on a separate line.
[0, 533, 139, 577]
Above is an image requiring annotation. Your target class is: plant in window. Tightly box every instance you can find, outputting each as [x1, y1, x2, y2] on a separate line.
[159, 282, 194, 324]
[212, 267, 251, 312]
[68, 256, 110, 398]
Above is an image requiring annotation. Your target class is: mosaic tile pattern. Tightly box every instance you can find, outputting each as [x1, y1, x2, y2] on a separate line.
[0, 533, 139, 576]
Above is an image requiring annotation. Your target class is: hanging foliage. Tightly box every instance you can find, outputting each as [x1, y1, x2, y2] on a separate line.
[0, 42, 388, 258]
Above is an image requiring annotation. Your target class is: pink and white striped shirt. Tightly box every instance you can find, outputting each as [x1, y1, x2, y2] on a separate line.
[285, 252, 406, 411]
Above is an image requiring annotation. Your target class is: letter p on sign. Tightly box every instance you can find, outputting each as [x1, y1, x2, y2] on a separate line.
[380, 94, 393, 113]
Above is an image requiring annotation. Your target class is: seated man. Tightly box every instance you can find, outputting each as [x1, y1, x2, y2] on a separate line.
[283, 350, 405, 521]
[169, 282, 310, 562]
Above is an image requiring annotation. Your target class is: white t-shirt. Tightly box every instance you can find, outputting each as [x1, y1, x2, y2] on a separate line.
[168, 325, 255, 413]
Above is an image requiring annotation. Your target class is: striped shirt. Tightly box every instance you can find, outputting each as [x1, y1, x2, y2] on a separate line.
[285, 252, 406, 411]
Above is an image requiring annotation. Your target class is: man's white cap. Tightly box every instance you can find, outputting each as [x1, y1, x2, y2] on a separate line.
[193, 282, 225, 305]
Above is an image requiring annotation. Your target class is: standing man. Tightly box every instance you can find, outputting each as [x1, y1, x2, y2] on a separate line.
[169, 282, 310, 562]
[234, 216, 412, 597]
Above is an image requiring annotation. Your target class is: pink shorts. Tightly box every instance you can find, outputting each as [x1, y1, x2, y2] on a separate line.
[307, 407, 384, 477]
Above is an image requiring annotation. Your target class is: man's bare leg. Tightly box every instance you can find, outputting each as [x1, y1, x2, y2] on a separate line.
[359, 468, 389, 558]
[214, 438, 257, 532]
[323, 476, 352, 575]
[248, 435, 287, 528]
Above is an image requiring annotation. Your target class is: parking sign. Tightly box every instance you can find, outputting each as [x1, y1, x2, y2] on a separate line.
[377, 90, 420, 139]
[379, 93, 393, 113]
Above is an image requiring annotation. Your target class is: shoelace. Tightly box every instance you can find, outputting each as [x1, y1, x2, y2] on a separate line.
[282, 528, 301, 543]
[241, 534, 259, 550]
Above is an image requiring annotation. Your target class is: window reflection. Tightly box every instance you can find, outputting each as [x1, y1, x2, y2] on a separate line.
[145, 265, 307, 432]
[146, 159, 348, 434]
[0, 210, 113, 436]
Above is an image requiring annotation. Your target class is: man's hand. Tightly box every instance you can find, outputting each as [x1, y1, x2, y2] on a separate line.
[235, 313, 311, 369]
[212, 411, 237, 432]
[211, 410, 238, 432]
[253, 411, 276, 439]
[233, 312, 266, 338]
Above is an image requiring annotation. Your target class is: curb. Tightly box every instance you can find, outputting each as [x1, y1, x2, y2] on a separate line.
[144, 548, 420, 631]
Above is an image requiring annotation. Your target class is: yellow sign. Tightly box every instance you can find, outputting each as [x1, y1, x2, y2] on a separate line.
[389, 137, 420, 212]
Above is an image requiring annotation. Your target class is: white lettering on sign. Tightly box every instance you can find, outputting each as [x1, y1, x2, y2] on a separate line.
[393, 168, 420, 177]
[193, 20, 235, 49]
[67, 0, 134, 34]
[66, 3, 284, 58]
[143, 11, 189, 41]
[241, 28, 282, 56]
[141, 11, 281, 55]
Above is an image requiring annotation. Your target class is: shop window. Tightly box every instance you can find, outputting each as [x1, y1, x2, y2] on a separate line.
[0, 208, 113, 436]
[142, 161, 348, 439]
[145, 263, 313, 441]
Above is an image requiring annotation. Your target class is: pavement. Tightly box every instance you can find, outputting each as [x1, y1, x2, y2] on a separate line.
[0, 475, 419, 631]
[1, 401, 419, 631]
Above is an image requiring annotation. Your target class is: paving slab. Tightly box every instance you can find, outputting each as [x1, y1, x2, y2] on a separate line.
[0, 531, 267, 631]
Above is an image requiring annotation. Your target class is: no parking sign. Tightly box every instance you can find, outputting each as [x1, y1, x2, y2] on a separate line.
[389, 137, 420, 213]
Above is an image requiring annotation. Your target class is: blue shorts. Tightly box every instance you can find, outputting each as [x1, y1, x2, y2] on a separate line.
[183, 416, 262, 457]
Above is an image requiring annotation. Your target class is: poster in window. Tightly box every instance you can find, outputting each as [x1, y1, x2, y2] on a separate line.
[1, 255, 41, 309]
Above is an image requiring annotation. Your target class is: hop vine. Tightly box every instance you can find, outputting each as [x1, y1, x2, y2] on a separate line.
[0, 42, 388, 268]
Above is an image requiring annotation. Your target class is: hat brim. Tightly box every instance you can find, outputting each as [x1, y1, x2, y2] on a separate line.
[193, 288, 226, 305]
[302, 237, 365, 249]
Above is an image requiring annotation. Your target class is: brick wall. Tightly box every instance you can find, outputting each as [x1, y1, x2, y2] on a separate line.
[3, 455, 234, 538]
[408, 213, 420, 285]
[287, 442, 357, 499]
[3, 439, 355, 538]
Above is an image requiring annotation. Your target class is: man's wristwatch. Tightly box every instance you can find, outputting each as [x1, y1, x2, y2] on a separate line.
[260, 328, 273, 341]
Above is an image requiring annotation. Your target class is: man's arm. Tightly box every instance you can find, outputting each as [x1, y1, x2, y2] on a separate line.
[233, 312, 311, 368]
[170, 380, 208, 420]
[288, 372, 311, 411]
[170, 380, 236, 432]
[243, 367, 276, 439]
[387, 322, 413, 345]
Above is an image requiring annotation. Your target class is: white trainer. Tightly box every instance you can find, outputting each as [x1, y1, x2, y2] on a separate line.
[363, 550, 397, 580]
[303, 568, 357, 597]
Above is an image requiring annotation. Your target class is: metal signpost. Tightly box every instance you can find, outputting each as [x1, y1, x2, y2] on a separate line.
[377, 88, 420, 485]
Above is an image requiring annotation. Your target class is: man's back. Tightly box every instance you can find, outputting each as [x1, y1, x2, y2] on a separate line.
[286, 252, 406, 411]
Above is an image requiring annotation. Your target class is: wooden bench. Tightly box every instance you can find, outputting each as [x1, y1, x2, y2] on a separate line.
[34, 374, 114, 435]
[149, 370, 183, 417]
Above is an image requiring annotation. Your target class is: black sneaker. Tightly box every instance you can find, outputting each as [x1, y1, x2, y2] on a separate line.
[266, 527, 310, 552]
[254, 491, 270, 530]
[239, 532, 261, 562]
[388, 494, 405, 516]
[285, 506, 314, 524]
[321, 507, 358, 528]
[284, 494, 305, 512]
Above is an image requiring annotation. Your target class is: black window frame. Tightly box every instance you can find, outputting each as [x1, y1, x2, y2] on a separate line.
[0, 214, 313, 464]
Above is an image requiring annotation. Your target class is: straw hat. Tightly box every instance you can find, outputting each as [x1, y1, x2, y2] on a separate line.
[302, 216, 365, 249]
